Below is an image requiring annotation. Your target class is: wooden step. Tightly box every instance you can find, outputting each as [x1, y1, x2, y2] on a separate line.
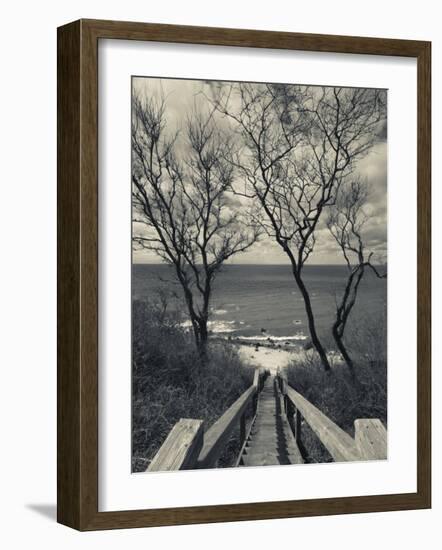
[242, 448, 303, 466]
[242, 453, 280, 467]
[237, 375, 304, 466]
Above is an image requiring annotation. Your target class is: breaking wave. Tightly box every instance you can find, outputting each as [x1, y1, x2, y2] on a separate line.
[180, 319, 237, 333]
[236, 333, 307, 342]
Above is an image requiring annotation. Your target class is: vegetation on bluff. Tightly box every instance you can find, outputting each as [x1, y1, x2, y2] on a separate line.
[132, 299, 253, 472]
[286, 312, 387, 462]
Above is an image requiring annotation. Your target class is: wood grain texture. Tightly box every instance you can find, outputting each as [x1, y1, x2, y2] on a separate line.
[58, 19, 99, 530]
[57, 20, 81, 529]
[57, 19, 431, 530]
[197, 386, 256, 468]
[240, 376, 304, 466]
[354, 419, 388, 460]
[286, 387, 361, 462]
[148, 419, 204, 471]
[416, 41, 431, 510]
[82, 18, 428, 57]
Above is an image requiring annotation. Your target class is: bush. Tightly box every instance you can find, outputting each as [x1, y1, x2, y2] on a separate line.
[286, 313, 387, 463]
[346, 308, 387, 365]
[132, 299, 253, 472]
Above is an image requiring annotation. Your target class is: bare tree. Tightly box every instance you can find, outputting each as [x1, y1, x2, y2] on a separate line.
[210, 83, 386, 371]
[132, 92, 259, 357]
[327, 178, 387, 375]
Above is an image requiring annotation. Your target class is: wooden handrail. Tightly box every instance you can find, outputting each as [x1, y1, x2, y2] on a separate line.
[197, 385, 256, 468]
[253, 368, 260, 388]
[147, 369, 268, 471]
[147, 418, 204, 471]
[196, 368, 270, 468]
[285, 386, 361, 462]
[276, 370, 387, 462]
[354, 418, 387, 460]
[148, 370, 386, 470]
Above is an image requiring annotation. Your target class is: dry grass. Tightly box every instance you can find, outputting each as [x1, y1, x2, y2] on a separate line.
[286, 313, 387, 463]
[132, 299, 253, 472]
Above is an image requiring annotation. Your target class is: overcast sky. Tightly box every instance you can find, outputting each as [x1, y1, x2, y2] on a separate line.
[132, 77, 387, 265]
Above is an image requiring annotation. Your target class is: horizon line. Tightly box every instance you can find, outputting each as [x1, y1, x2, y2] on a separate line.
[132, 262, 388, 267]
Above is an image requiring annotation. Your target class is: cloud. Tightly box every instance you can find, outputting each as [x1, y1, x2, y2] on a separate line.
[132, 78, 387, 265]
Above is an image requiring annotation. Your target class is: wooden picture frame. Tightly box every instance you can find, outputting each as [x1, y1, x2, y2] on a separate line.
[57, 18, 431, 530]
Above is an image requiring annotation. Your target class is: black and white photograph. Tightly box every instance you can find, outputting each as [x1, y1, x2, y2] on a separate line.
[131, 76, 388, 472]
[0, 0, 436, 542]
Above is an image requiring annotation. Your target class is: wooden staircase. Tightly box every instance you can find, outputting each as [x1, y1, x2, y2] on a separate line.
[237, 375, 303, 466]
[148, 369, 387, 472]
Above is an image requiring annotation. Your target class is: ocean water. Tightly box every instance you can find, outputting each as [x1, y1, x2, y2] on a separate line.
[132, 264, 387, 343]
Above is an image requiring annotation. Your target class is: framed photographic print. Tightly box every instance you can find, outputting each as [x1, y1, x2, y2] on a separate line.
[57, 19, 431, 530]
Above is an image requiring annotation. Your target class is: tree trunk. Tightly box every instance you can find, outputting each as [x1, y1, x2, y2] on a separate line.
[332, 324, 355, 377]
[197, 319, 209, 361]
[190, 318, 201, 351]
[187, 315, 209, 360]
[293, 269, 331, 371]
[332, 266, 364, 377]
[181, 286, 208, 359]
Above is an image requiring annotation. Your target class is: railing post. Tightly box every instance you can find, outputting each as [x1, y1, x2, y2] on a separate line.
[286, 400, 293, 436]
[354, 419, 387, 460]
[278, 370, 288, 413]
[285, 386, 363, 462]
[258, 368, 265, 391]
[294, 407, 301, 443]
[252, 369, 260, 415]
[147, 418, 204, 471]
[240, 411, 246, 446]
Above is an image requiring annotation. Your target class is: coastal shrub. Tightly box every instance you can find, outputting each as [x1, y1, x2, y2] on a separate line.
[286, 313, 387, 463]
[132, 299, 253, 472]
[346, 308, 387, 365]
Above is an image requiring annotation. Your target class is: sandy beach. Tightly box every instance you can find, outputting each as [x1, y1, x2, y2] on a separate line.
[235, 343, 302, 373]
[227, 339, 344, 373]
